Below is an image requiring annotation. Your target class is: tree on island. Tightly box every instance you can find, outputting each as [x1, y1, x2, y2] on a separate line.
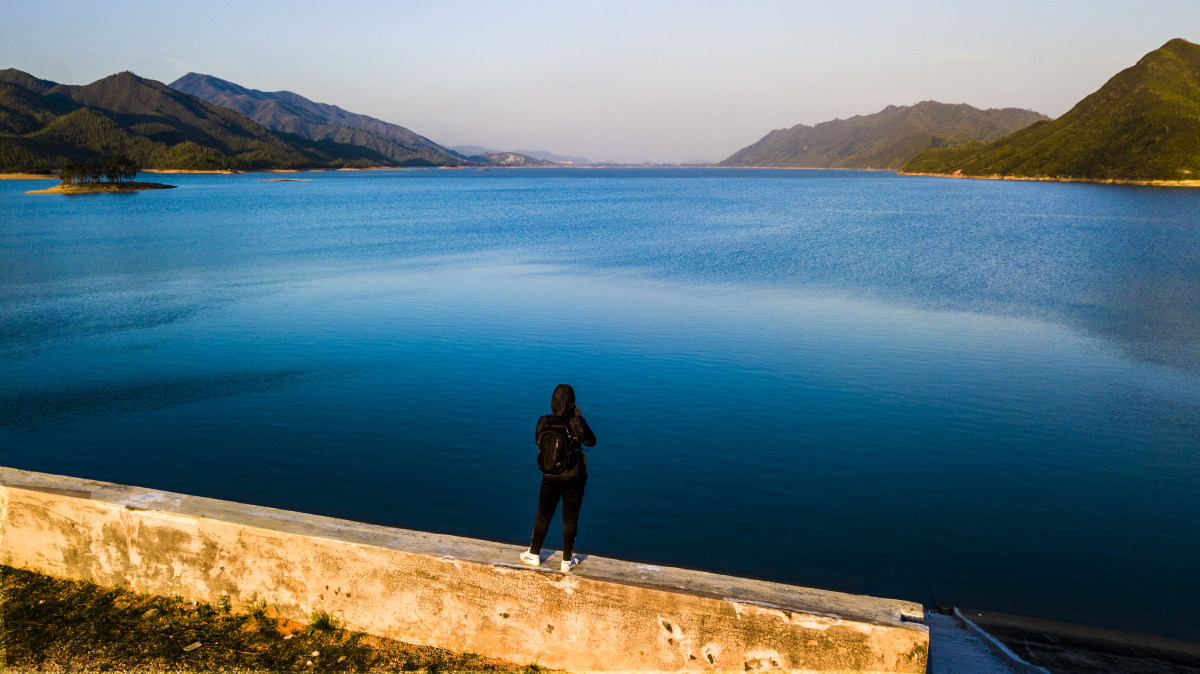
[60, 154, 139, 185]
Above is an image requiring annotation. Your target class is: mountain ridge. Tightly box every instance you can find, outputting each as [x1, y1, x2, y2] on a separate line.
[719, 101, 1048, 169]
[0, 69, 378, 171]
[900, 38, 1200, 182]
[169, 73, 462, 166]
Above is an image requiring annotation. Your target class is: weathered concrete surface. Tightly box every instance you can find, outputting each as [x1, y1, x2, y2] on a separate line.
[0, 467, 927, 672]
[925, 612, 1020, 674]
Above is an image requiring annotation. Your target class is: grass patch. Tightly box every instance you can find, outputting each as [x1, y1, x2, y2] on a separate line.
[0, 565, 550, 672]
[310, 609, 342, 633]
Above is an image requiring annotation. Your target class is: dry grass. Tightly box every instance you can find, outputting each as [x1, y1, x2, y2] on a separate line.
[0, 565, 549, 673]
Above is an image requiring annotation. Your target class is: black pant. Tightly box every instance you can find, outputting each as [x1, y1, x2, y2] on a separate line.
[529, 470, 587, 560]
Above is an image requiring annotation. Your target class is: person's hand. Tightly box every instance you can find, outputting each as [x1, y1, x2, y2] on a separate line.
[574, 404, 581, 417]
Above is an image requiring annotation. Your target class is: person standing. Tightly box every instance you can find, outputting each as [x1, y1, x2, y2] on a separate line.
[520, 384, 596, 572]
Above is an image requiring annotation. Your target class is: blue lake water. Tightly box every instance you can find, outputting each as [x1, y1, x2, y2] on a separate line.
[2, 168, 1198, 641]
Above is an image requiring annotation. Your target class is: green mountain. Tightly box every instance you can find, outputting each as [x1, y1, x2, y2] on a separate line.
[902, 38, 1200, 182]
[169, 73, 463, 167]
[0, 69, 397, 171]
[719, 101, 1047, 169]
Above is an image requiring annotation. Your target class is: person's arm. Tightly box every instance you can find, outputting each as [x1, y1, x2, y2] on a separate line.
[570, 407, 596, 447]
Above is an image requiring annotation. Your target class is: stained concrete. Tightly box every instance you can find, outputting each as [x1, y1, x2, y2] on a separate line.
[0, 466, 927, 672]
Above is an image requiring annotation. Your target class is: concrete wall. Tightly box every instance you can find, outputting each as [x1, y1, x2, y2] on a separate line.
[0, 467, 927, 672]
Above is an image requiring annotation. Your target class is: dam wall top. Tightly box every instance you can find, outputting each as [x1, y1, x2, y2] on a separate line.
[0, 466, 927, 672]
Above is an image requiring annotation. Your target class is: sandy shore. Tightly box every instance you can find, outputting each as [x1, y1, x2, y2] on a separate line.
[26, 182, 176, 194]
[899, 170, 1200, 188]
[0, 173, 57, 180]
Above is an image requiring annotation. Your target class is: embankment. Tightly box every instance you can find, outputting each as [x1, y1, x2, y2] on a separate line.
[0, 467, 928, 672]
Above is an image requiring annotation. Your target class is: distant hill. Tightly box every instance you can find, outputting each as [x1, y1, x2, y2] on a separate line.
[450, 144, 497, 157]
[0, 69, 390, 171]
[901, 38, 1200, 182]
[512, 149, 591, 165]
[170, 73, 462, 167]
[452, 145, 591, 165]
[719, 101, 1048, 169]
[468, 151, 557, 167]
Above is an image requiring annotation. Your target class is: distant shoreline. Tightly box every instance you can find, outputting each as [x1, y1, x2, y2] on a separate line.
[26, 181, 176, 194]
[898, 170, 1200, 188]
[142, 168, 238, 174]
[13, 168, 1198, 186]
[141, 166, 419, 174]
[0, 173, 57, 180]
[709, 165, 894, 171]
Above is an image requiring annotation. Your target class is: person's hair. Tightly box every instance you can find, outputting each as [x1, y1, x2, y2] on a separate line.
[551, 384, 575, 416]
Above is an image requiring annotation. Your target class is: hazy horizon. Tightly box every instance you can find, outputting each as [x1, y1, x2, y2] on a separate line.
[2, 0, 1196, 163]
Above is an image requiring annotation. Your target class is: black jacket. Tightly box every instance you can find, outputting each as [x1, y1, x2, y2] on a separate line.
[536, 384, 596, 476]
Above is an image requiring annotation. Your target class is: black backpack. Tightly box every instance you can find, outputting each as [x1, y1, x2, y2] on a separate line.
[536, 418, 576, 474]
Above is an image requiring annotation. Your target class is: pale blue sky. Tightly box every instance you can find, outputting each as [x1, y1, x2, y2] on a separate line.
[3, 1, 1196, 162]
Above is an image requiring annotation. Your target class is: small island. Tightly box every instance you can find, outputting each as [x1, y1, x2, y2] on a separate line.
[26, 155, 175, 194]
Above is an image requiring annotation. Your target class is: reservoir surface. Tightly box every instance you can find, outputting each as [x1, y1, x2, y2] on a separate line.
[2, 168, 1198, 641]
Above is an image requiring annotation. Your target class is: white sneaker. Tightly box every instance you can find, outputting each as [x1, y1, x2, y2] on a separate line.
[561, 556, 579, 573]
[519, 550, 540, 566]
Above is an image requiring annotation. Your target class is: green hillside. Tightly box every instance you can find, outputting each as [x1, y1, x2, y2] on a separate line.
[0, 69, 393, 171]
[169, 73, 464, 166]
[901, 38, 1200, 181]
[0, 80, 67, 135]
[719, 101, 1047, 169]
